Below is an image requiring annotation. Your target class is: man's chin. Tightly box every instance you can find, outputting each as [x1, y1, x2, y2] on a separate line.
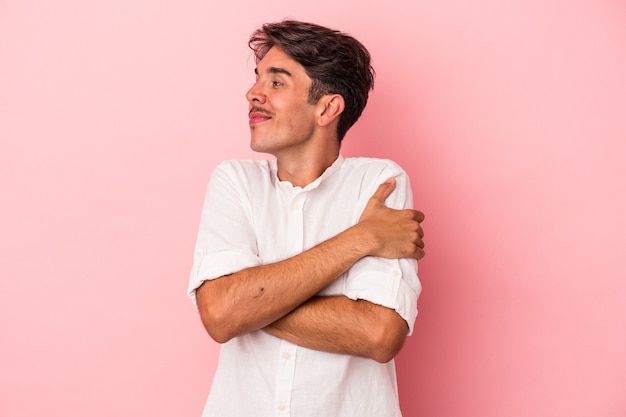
[249, 139, 272, 154]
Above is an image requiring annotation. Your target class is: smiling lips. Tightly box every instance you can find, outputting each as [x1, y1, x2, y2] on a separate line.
[249, 109, 272, 125]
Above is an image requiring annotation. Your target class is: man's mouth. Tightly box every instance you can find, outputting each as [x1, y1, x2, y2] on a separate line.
[249, 108, 273, 125]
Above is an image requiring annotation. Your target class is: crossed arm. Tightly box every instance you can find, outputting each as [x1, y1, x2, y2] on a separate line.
[195, 178, 425, 362]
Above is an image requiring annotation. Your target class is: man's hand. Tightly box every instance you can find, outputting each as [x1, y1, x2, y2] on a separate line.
[358, 177, 425, 260]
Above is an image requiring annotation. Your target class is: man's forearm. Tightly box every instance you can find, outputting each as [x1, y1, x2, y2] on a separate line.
[263, 295, 408, 363]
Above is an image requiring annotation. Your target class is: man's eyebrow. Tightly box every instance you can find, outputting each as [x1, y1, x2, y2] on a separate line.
[254, 67, 292, 77]
[268, 67, 292, 76]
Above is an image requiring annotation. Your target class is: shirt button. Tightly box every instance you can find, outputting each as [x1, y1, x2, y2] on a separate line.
[278, 404, 286, 412]
[392, 268, 401, 277]
[291, 203, 300, 210]
[283, 352, 291, 360]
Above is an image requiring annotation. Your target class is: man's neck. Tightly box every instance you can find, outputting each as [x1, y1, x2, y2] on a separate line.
[275, 143, 340, 188]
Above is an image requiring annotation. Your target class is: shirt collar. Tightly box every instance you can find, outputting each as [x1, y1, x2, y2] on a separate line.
[275, 154, 344, 192]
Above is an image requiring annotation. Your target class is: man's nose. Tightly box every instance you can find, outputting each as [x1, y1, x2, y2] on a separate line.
[246, 83, 266, 104]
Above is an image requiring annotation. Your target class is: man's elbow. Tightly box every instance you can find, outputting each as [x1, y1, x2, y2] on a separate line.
[368, 314, 408, 363]
[196, 285, 237, 343]
[198, 303, 241, 343]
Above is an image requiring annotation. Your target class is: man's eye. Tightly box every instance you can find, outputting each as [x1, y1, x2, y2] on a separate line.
[272, 81, 283, 87]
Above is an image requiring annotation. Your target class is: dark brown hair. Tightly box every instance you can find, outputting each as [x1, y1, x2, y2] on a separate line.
[249, 20, 375, 143]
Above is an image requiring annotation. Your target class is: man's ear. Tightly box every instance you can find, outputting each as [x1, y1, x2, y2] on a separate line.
[317, 94, 345, 127]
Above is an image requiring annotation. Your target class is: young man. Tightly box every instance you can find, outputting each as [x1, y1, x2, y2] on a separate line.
[188, 20, 425, 417]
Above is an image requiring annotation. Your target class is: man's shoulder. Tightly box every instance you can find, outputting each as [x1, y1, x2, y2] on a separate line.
[340, 156, 406, 177]
[208, 159, 275, 191]
[213, 158, 274, 179]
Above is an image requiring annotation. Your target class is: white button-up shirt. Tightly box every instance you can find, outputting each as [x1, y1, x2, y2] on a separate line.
[189, 155, 421, 417]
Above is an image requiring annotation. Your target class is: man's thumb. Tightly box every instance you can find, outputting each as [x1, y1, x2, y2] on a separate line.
[372, 177, 396, 203]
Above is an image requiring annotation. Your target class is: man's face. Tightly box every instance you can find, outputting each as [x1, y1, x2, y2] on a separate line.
[246, 46, 318, 155]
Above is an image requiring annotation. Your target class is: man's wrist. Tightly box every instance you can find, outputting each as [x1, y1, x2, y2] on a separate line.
[343, 223, 377, 258]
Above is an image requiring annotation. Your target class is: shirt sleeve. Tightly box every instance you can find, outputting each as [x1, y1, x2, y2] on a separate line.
[343, 164, 422, 335]
[187, 162, 262, 306]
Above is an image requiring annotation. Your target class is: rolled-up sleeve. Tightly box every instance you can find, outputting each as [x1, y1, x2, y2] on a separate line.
[187, 162, 261, 306]
[344, 257, 421, 335]
[343, 165, 422, 334]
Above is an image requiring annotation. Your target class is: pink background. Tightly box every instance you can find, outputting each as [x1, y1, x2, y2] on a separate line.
[1, 1, 625, 416]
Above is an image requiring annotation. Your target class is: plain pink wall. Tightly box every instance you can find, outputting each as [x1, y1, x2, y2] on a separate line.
[1, 1, 624, 416]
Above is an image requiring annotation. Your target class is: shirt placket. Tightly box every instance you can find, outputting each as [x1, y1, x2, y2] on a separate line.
[273, 189, 306, 417]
